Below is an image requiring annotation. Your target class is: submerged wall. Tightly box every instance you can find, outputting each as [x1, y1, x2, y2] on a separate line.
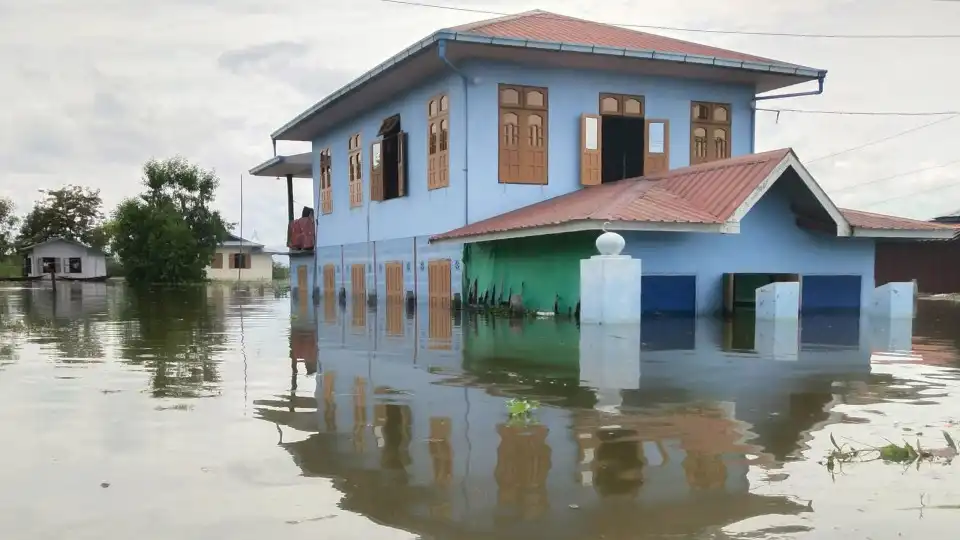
[464, 232, 596, 314]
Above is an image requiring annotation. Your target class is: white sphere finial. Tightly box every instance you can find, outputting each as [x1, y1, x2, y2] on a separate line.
[596, 222, 625, 256]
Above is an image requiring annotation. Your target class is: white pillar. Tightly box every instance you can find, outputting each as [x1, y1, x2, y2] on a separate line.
[580, 229, 643, 324]
[870, 282, 916, 319]
[755, 282, 800, 320]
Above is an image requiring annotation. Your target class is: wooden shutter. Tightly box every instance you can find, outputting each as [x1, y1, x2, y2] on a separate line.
[521, 111, 547, 184]
[397, 132, 407, 197]
[580, 113, 602, 186]
[212, 253, 223, 269]
[428, 122, 438, 189]
[244, 253, 252, 269]
[228, 254, 236, 269]
[644, 119, 670, 176]
[370, 141, 384, 202]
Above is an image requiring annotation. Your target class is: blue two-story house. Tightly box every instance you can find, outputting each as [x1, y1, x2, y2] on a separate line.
[251, 9, 953, 315]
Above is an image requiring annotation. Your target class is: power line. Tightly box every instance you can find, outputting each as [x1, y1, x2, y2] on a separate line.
[861, 179, 960, 208]
[756, 107, 960, 117]
[381, 0, 960, 39]
[807, 115, 960, 164]
[830, 158, 960, 194]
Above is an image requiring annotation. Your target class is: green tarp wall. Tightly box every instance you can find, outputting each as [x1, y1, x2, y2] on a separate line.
[462, 232, 596, 315]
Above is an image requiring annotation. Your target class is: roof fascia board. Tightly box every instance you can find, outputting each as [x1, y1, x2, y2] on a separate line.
[852, 228, 958, 240]
[429, 219, 732, 245]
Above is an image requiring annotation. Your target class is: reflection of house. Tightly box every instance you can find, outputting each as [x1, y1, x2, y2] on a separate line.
[21, 237, 107, 279]
[206, 233, 275, 282]
[251, 311, 898, 537]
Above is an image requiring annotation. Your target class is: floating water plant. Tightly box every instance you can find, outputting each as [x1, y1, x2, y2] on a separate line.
[822, 431, 958, 474]
[505, 398, 540, 425]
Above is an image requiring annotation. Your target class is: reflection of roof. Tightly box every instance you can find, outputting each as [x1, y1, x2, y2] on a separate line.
[449, 10, 810, 69]
[430, 149, 955, 244]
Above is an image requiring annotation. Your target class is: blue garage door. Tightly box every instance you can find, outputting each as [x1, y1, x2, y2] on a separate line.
[801, 275, 862, 314]
[641, 275, 696, 315]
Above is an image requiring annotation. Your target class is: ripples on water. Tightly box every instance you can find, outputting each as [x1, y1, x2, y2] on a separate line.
[0, 282, 959, 539]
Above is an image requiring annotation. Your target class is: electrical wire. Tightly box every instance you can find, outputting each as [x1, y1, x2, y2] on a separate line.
[806, 115, 960, 164]
[756, 107, 959, 116]
[860, 179, 960, 208]
[829, 158, 960, 195]
[380, 0, 960, 39]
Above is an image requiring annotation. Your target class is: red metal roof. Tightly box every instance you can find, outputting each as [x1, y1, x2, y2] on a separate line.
[431, 149, 791, 242]
[430, 149, 957, 243]
[449, 10, 804, 68]
[839, 208, 955, 231]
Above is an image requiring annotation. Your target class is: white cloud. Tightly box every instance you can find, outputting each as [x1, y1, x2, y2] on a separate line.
[1, 0, 959, 246]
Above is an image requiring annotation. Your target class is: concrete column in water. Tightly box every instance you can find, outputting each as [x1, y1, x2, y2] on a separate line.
[580, 226, 643, 325]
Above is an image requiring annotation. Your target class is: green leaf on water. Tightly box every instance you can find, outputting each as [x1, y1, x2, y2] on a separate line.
[830, 433, 841, 451]
[944, 431, 957, 451]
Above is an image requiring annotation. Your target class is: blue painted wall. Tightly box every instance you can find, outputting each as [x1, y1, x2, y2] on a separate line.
[289, 252, 315, 296]
[621, 181, 876, 315]
[462, 60, 756, 222]
[311, 59, 755, 246]
[312, 72, 467, 247]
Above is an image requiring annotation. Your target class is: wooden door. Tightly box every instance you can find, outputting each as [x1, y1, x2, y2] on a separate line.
[427, 259, 452, 305]
[323, 264, 336, 294]
[351, 263, 366, 298]
[384, 261, 403, 301]
[297, 265, 309, 303]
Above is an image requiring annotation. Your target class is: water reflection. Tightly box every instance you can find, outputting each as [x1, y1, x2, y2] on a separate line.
[2, 284, 960, 539]
[116, 286, 228, 397]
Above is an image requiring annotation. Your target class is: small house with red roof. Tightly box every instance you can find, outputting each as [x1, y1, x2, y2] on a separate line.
[251, 9, 954, 315]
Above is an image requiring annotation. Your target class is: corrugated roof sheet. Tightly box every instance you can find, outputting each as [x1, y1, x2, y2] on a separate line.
[449, 10, 805, 68]
[432, 149, 791, 242]
[839, 209, 955, 231]
[432, 149, 957, 243]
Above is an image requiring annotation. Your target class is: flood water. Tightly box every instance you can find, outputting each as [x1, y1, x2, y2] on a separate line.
[1, 283, 959, 539]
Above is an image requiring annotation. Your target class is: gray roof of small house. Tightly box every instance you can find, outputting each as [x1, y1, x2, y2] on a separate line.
[20, 237, 107, 256]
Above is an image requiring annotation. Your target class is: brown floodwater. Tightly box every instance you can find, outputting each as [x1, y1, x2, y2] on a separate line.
[1, 282, 959, 539]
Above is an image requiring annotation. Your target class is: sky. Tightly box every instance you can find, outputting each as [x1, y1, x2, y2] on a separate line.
[1, 0, 959, 250]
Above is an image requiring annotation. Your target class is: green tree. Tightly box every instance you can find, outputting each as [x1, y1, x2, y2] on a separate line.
[112, 157, 229, 285]
[0, 197, 18, 257]
[16, 186, 105, 249]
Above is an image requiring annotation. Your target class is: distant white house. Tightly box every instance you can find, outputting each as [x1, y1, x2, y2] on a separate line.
[21, 237, 108, 280]
[206, 233, 280, 282]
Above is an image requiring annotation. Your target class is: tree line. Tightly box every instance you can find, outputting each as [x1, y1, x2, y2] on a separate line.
[0, 157, 231, 285]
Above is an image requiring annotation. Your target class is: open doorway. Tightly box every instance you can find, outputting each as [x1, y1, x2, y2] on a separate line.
[599, 93, 645, 183]
[373, 114, 408, 201]
[722, 273, 800, 315]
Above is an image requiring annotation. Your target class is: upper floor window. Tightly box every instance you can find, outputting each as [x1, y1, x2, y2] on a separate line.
[348, 133, 362, 208]
[690, 102, 731, 165]
[579, 92, 669, 186]
[498, 84, 548, 185]
[427, 94, 450, 190]
[319, 148, 333, 214]
[370, 114, 408, 202]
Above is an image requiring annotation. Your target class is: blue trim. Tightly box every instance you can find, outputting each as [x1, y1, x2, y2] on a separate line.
[271, 31, 827, 140]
